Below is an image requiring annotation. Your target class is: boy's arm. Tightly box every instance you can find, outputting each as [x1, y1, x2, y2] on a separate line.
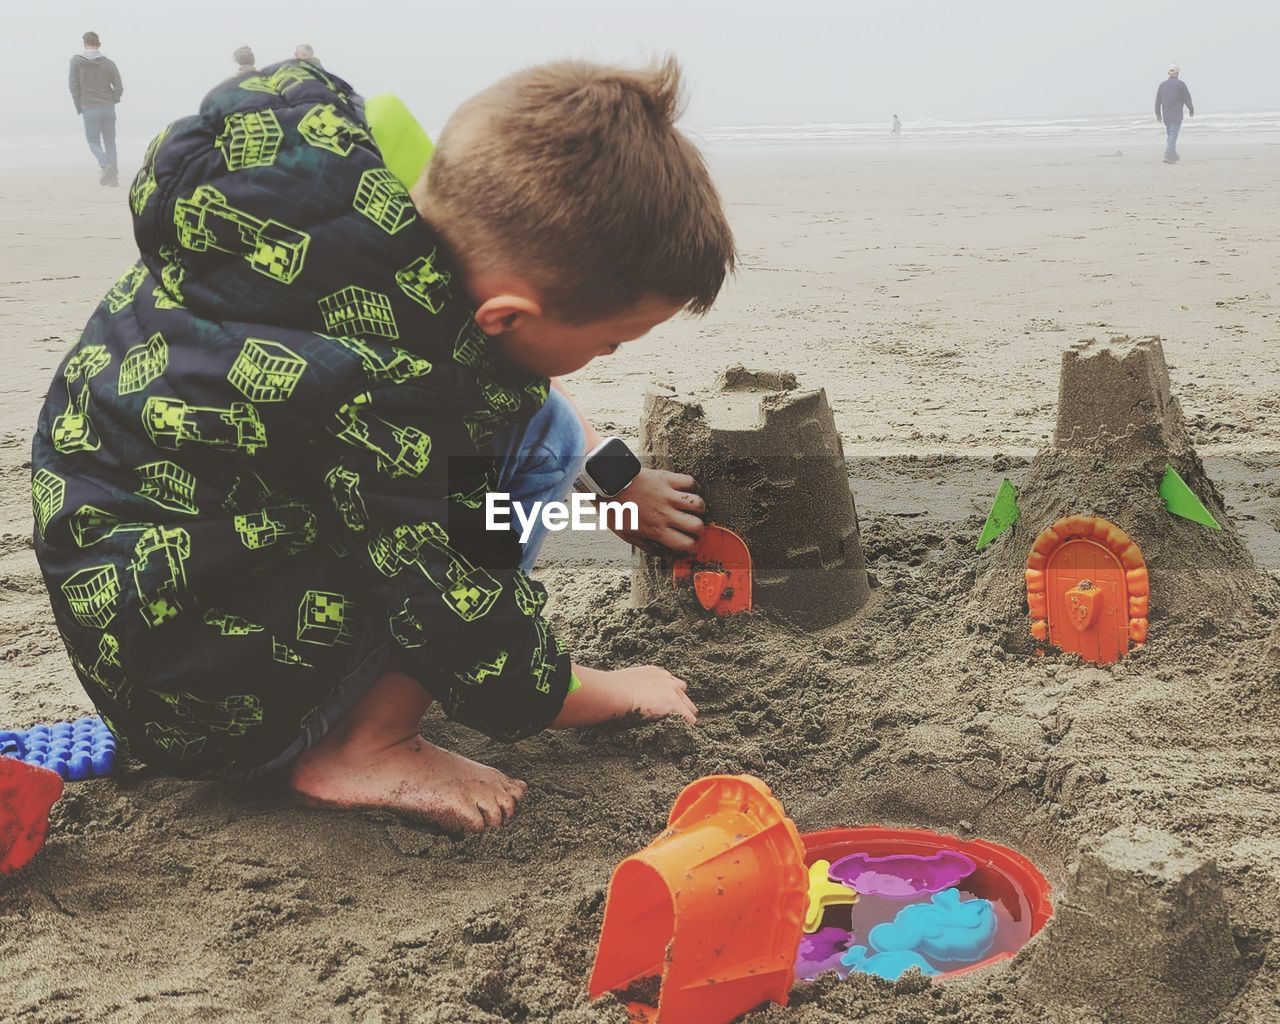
[69, 59, 81, 114]
[110, 59, 123, 103]
[555, 663, 697, 726]
[550, 377, 705, 554]
[324, 383, 573, 742]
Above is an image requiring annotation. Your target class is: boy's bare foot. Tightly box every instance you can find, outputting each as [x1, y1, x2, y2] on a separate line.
[290, 734, 527, 834]
[287, 667, 526, 833]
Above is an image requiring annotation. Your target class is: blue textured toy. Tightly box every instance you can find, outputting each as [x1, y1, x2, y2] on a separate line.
[0, 716, 117, 781]
[840, 945, 940, 981]
[868, 887, 997, 964]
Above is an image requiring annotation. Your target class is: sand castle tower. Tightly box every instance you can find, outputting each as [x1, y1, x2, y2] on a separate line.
[1022, 825, 1242, 1024]
[631, 368, 870, 629]
[975, 335, 1258, 651]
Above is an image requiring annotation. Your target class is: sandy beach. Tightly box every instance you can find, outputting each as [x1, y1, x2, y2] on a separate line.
[2, 140, 1278, 1022]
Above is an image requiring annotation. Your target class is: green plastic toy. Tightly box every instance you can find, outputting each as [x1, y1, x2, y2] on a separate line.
[1159, 465, 1220, 530]
[365, 94, 435, 191]
[976, 478, 1021, 551]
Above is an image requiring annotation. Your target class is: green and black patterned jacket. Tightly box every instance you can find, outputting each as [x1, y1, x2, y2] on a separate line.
[31, 62, 572, 777]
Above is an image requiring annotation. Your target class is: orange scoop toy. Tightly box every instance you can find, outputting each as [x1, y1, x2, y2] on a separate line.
[589, 775, 806, 1023]
[1, 757, 64, 874]
[671, 524, 752, 616]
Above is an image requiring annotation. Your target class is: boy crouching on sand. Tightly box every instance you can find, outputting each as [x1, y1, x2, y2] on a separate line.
[31, 58, 732, 832]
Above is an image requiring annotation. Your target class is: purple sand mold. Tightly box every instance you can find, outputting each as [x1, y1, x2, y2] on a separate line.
[795, 927, 854, 981]
[0, 716, 116, 781]
[828, 849, 976, 898]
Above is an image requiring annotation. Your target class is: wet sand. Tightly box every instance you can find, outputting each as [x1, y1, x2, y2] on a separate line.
[1, 142, 1278, 1023]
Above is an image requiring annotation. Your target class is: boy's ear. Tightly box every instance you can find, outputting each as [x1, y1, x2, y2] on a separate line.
[474, 294, 542, 336]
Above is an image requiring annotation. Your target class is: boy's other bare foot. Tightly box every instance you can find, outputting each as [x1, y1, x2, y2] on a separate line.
[287, 667, 526, 833]
[290, 735, 527, 833]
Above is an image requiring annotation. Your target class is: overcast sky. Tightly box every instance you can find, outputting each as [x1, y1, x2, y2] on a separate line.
[4, 0, 1274, 140]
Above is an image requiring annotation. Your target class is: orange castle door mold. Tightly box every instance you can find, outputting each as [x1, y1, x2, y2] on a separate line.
[1025, 515, 1149, 664]
[588, 775, 806, 1024]
[672, 525, 752, 616]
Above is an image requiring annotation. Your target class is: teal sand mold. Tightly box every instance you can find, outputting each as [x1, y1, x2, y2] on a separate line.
[867, 887, 998, 964]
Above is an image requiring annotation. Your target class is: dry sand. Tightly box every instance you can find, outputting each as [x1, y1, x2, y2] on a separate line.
[1, 143, 1278, 1023]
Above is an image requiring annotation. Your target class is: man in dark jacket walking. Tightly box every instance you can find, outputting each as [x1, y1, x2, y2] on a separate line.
[1155, 63, 1194, 164]
[69, 31, 124, 186]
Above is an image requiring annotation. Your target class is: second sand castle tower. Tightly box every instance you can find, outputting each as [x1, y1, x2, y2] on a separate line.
[976, 334, 1260, 650]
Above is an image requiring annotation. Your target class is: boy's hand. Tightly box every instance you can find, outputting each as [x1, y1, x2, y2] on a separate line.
[610, 469, 706, 555]
[552, 664, 697, 728]
[613, 665, 698, 724]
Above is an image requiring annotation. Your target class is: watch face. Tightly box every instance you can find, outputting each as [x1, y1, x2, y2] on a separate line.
[588, 438, 642, 495]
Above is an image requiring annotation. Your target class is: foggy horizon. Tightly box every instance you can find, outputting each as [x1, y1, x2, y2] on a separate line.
[4, 0, 1275, 142]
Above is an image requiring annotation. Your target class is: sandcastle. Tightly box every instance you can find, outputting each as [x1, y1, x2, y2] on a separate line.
[630, 367, 869, 628]
[1022, 825, 1243, 1024]
[975, 335, 1260, 651]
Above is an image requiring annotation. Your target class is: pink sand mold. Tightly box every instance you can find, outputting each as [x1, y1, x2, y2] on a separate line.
[794, 926, 854, 981]
[828, 849, 976, 898]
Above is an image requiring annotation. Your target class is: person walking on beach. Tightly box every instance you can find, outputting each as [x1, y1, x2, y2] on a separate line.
[891, 114, 901, 138]
[233, 45, 257, 74]
[295, 43, 323, 69]
[69, 31, 123, 186]
[1155, 63, 1194, 164]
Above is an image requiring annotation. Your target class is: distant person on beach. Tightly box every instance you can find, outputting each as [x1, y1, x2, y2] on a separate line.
[1155, 63, 1194, 164]
[891, 114, 901, 137]
[68, 31, 123, 187]
[294, 43, 323, 69]
[233, 46, 257, 74]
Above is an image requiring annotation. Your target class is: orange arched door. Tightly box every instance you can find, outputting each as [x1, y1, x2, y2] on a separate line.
[1026, 516, 1149, 665]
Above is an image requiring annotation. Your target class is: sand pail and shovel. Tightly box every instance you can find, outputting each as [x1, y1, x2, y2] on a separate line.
[588, 775, 807, 1023]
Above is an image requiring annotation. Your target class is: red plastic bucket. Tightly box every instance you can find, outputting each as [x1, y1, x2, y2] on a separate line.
[801, 825, 1054, 979]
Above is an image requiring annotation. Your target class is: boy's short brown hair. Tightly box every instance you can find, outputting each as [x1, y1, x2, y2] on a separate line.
[425, 57, 735, 323]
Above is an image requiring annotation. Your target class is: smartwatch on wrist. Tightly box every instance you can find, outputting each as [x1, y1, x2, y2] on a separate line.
[578, 437, 642, 498]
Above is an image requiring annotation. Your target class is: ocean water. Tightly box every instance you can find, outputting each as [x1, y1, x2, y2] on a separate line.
[693, 111, 1280, 148]
[8, 110, 1276, 172]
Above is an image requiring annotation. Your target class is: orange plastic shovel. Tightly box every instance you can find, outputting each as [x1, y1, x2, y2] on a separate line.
[589, 775, 806, 1023]
[671, 524, 752, 616]
[1, 757, 64, 874]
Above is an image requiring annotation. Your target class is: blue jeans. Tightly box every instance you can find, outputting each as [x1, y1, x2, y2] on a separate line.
[240, 389, 584, 778]
[1164, 121, 1181, 160]
[82, 106, 117, 169]
[492, 388, 587, 571]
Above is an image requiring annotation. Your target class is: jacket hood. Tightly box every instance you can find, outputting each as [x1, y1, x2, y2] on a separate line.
[75, 51, 107, 62]
[127, 60, 540, 411]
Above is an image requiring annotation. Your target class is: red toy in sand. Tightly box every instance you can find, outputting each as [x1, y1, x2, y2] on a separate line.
[672, 524, 753, 616]
[0, 756, 64, 874]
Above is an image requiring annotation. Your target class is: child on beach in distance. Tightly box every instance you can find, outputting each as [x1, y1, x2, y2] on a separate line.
[31, 57, 733, 832]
